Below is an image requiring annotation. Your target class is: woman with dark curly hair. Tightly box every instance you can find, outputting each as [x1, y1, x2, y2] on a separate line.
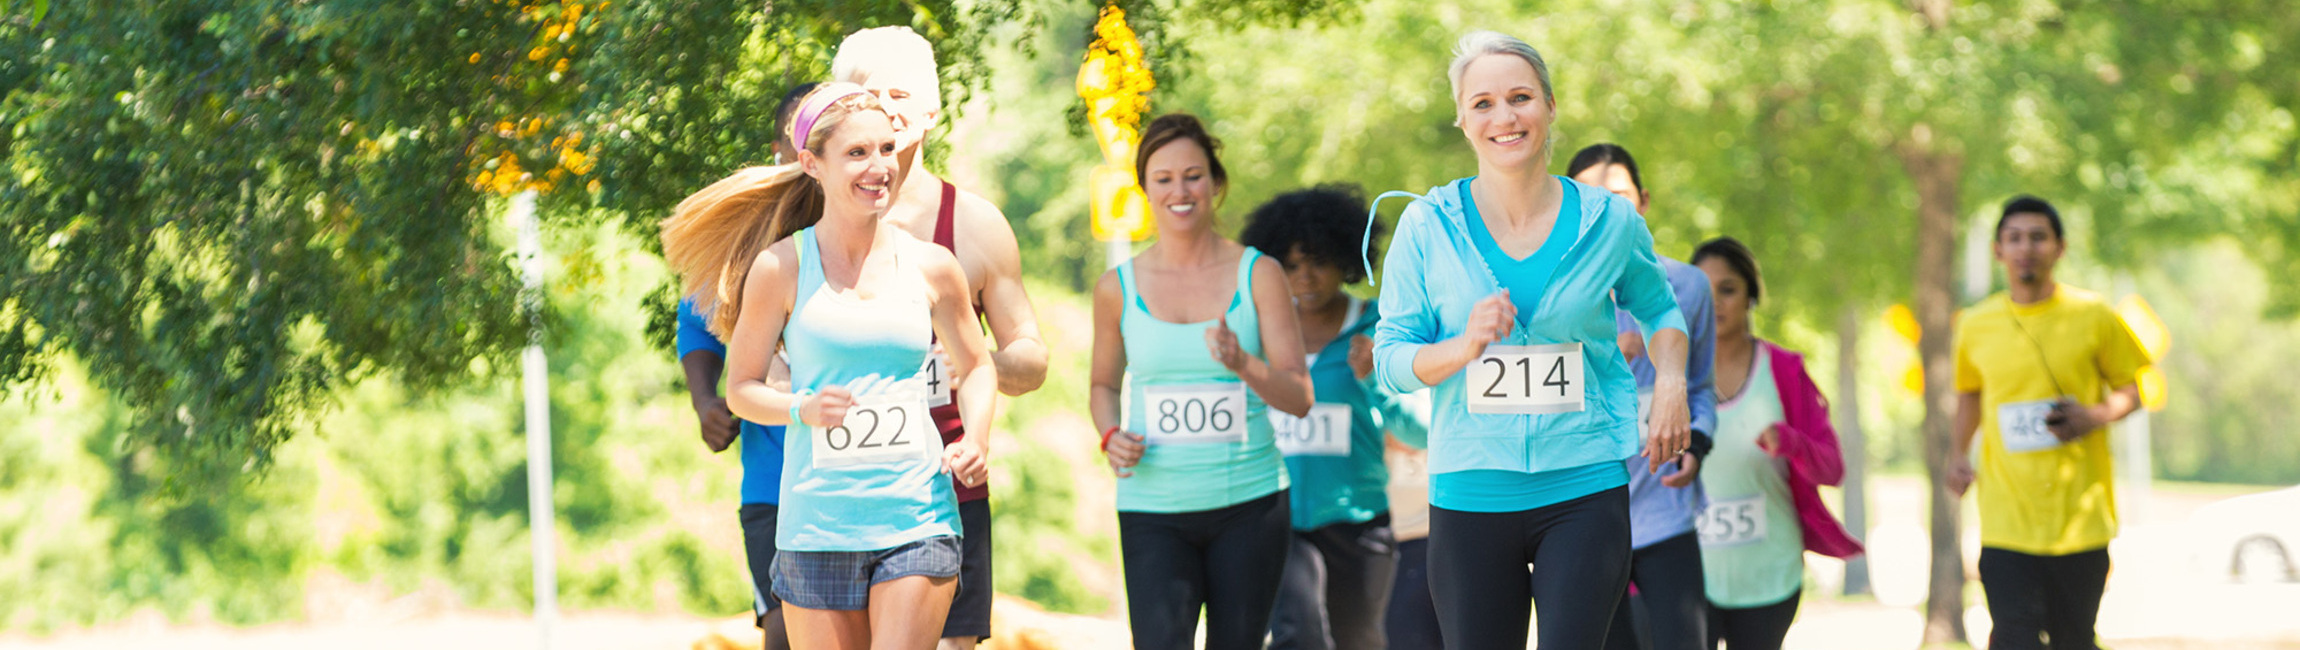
[1244, 185, 1431, 650]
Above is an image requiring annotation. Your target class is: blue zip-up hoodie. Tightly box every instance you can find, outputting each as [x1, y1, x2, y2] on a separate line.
[1371, 176, 1686, 477]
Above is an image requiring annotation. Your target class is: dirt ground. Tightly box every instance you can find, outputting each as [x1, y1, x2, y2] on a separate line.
[6, 475, 2295, 650]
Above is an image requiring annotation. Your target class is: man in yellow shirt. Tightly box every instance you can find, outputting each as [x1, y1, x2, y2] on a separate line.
[1949, 196, 2148, 650]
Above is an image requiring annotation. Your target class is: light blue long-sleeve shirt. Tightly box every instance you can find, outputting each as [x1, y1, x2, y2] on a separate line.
[1614, 257, 1719, 548]
[1371, 177, 1687, 496]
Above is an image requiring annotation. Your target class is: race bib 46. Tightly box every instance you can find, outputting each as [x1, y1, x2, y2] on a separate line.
[1997, 399, 2065, 452]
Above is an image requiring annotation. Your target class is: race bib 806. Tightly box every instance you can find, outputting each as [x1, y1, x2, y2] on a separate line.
[1141, 383, 1249, 445]
[1467, 343, 1585, 414]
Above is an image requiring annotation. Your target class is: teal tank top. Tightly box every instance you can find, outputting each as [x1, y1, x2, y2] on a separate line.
[778, 228, 961, 551]
[1117, 247, 1288, 513]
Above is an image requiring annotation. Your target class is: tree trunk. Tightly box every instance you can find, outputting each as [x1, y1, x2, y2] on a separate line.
[1836, 302, 1872, 597]
[1899, 123, 1968, 645]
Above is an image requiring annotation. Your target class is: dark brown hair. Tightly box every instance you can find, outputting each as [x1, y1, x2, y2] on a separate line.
[1134, 113, 1228, 199]
[1691, 236, 1763, 306]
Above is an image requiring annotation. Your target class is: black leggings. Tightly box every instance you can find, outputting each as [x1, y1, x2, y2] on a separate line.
[1979, 547, 2110, 650]
[1386, 537, 1443, 650]
[1706, 591, 1799, 650]
[1428, 486, 1632, 650]
[1118, 490, 1292, 650]
[1270, 515, 1398, 650]
[1603, 531, 1708, 650]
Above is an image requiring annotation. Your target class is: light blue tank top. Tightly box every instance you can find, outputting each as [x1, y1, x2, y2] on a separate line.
[1117, 247, 1288, 513]
[777, 227, 960, 551]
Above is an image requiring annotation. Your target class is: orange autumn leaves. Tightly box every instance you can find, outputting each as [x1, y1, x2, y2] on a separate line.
[469, 0, 602, 197]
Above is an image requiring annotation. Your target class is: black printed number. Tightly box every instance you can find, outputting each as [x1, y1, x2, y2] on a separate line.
[1281, 412, 1335, 445]
[1482, 355, 1571, 398]
[924, 358, 943, 397]
[825, 406, 910, 451]
[1156, 396, 1234, 435]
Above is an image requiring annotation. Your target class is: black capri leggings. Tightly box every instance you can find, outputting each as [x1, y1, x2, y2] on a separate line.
[1118, 489, 1292, 650]
[1604, 531, 1709, 650]
[1428, 486, 1632, 650]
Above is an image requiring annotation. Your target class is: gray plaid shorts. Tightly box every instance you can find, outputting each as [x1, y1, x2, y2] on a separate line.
[770, 535, 963, 611]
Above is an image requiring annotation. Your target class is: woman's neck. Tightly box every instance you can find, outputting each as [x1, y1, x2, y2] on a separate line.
[1296, 289, 1347, 319]
[1151, 224, 1224, 268]
[816, 205, 883, 261]
[1716, 328, 1757, 364]
[1473, 161, 1559, 228]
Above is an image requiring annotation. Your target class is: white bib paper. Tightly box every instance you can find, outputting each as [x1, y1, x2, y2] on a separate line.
[1466, 343, 1585, 414]
[1696, 494, 1769, 548]
[1997, 399, 2065, 452]
[812, 392, 940, 468]
[922, 352, 954, 408]
[1273, 403, 1352, 457]
[1142, 383, 1250, 445]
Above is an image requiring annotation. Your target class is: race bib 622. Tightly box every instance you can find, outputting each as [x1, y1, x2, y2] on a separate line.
[812, 394, 939, 468]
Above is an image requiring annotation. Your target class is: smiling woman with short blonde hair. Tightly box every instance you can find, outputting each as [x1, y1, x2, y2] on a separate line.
[1367, 30, 1695, 650]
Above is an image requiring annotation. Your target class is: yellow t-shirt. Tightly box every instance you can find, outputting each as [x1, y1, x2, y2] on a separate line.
[1952, 285, 2149, 556]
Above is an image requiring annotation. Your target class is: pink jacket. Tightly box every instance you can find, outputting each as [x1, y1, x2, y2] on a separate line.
[1763, 341, 1865, 559]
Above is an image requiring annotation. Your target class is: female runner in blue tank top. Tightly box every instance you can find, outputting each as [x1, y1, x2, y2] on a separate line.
[660, 83, 997, 650]
[1369, 32, 1694, 650]
[1242, 185, 1433, 650]
[1091, 113, 1316, 650]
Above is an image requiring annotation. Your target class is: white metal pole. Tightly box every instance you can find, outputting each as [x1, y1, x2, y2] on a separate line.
[513, 190, 558, 650]
[1106, 237, 1129, 270]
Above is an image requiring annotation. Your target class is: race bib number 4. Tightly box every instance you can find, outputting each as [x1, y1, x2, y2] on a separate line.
[1142, 383, 1249, 444]
[1273, 403, 1352, 457]
[1467, 343, 1585, 414]
[922, 353, 953, 408]
[1998, 399, 2064, 452]
[1697, 495, 1768, 548]
[813, 395, 940, 468]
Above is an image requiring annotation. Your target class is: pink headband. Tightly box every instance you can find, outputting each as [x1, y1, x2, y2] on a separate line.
[789, 82, 870, 150]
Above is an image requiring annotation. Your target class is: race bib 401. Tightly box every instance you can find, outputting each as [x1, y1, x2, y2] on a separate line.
[1141, 383, 1249, 445]
[1273, 403, 1352, 457]
[1467, 343, 1585, 415]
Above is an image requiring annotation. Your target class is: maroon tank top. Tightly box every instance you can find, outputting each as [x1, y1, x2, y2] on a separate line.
[930, 181, 990, 503]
